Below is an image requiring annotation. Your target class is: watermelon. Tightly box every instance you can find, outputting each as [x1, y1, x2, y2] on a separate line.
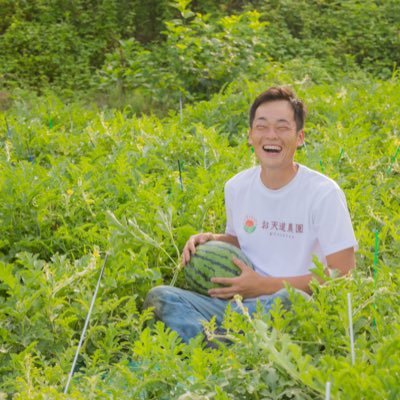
[184, 240, 254, 296]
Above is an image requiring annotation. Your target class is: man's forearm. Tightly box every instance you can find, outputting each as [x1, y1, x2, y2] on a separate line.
[260, 274, 314, 295]
[211, 233, 240, 247]
[259, 248, 356, 296]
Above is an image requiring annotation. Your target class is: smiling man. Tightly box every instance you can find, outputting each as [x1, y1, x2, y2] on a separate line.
[144, 86, 358, 343]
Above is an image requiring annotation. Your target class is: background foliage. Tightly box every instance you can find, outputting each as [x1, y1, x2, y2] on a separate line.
[0, 0, 399, 102]
[0, 0, 399, 398]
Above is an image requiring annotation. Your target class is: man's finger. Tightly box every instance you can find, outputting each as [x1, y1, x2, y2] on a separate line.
[211, 276, 236, 285]
[208, 286, 236, 299]
[182, 243, 194, 265]
[232, 257, 250, 271]
[181, 245, 190, 265]
[188, 241, 196, 255]
[210, 292, 234, 299]
[181, 251, 188, 265]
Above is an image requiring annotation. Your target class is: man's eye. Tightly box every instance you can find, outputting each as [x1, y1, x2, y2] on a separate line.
[276, 126, 290, 132]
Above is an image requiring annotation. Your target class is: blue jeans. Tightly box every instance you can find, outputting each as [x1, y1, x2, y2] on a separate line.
[143, 285, 307, 343]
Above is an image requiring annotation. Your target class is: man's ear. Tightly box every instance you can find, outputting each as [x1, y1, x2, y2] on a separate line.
[296, 130, 305, 148]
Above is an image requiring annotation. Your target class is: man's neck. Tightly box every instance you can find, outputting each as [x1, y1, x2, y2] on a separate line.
[260, 163, 299, 190]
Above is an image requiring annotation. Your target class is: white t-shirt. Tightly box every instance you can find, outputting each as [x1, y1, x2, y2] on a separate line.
[225, 164, 358, 277]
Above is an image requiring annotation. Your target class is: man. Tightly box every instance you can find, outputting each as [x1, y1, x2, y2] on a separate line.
[144, 86, 358, 343]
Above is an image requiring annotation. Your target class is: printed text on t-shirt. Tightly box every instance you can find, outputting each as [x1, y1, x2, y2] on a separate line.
[261, 220, 304, 239]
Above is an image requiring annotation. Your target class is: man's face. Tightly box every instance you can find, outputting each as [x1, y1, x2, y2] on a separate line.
[248, 100, 304, 171]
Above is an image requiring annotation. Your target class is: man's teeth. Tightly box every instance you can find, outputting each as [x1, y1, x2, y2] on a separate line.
[263, 145, 282, 152]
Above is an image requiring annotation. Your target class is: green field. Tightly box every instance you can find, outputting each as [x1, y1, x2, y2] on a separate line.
[1, 1, 399, 399]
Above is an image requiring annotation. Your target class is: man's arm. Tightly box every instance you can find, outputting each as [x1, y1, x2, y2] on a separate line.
[209, 246, 356, 298]
[325, 246, 356, 276]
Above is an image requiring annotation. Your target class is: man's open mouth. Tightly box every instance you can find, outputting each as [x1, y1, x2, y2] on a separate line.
[262, 145, 282, 153]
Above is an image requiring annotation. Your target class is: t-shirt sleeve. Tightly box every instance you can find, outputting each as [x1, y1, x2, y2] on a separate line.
[313, 188, 358, 256]
[224, 182, 236, 236]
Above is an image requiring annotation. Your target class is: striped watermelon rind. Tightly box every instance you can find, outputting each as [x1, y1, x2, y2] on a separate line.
[184, 240, 254, 296]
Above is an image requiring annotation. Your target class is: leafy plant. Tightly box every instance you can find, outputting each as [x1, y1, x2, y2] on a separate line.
[0, 35, 399, 398]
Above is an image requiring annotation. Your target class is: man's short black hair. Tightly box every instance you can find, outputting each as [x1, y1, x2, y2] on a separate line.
[249, 86, 307, 131]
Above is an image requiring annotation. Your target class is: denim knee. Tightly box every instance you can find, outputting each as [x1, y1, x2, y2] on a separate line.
[143, 285, 173, 318]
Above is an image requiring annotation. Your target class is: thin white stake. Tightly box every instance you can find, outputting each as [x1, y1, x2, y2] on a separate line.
[64, 253, 109, 394]
[347, 293, 355, 365]
[325, 381, 331, 400]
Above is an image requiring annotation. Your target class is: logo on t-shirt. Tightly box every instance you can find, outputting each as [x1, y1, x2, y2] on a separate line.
[243, 217, 257, 233]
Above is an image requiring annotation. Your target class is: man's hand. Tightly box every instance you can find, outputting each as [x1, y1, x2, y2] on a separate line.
[208, 257, 271, 299]
[181, 232, 215, 265]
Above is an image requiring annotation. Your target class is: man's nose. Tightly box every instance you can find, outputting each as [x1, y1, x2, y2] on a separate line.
[264, 126, 279, 138]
